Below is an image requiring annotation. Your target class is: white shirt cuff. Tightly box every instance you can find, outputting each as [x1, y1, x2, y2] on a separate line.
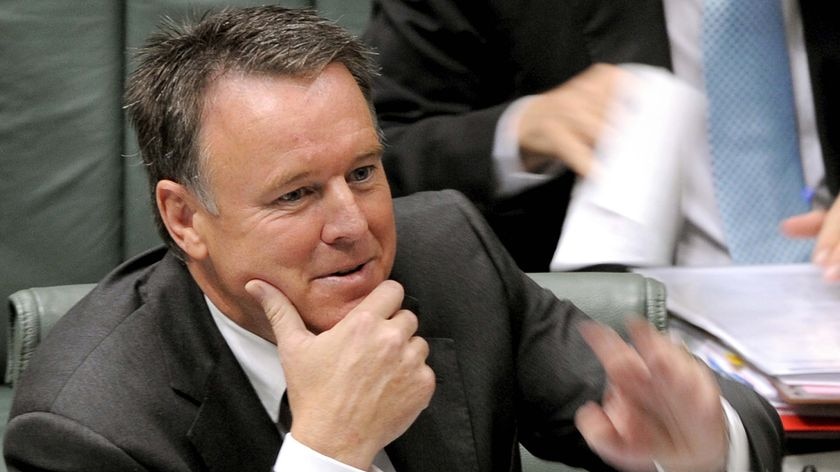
[492, 95, 558, 197]
[274, 433, 384, 472]
[653, 397, 749, 472]
[720, 396, 750, 472]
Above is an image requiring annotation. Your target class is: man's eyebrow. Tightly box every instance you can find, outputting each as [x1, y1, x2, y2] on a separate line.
[265, 145, 384, 192]
[345, 147, 385, 169]
[265, 168, 314, 193]
[355, 144, 385, 162]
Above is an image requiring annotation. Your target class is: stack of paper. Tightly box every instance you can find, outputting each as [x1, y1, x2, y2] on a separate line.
[635, 264, 840, 436]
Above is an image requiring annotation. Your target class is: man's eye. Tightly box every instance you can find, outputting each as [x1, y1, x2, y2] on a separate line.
[349, 165, 375, 182]
[278, 188, 309, 203]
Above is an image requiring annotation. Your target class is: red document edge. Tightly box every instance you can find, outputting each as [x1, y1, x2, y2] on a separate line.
[781, 414, 840, 433]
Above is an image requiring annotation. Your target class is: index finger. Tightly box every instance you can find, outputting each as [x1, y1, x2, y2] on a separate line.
[578, 320, 651, 389]
[781, 210, 825, 239]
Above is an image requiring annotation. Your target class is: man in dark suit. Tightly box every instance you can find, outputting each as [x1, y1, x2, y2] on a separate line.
[5, 6, 782, 471]
[363, 0, 840, 273]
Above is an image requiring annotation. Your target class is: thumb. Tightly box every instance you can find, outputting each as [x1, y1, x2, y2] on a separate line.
[781, 210, 826, 238]
[245, 279, 311, 349]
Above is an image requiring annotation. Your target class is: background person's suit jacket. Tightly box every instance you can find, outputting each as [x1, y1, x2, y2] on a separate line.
[363, 0, 840, 272]
[4, 191, 782, 471]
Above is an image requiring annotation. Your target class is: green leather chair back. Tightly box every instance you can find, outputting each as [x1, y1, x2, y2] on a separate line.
[527, 272, 668, 334]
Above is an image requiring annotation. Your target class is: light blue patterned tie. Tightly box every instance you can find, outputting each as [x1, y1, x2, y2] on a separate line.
[703, 0, 812, 263]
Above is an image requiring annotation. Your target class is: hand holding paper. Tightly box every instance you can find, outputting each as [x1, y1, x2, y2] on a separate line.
[551, 66, 705, 270]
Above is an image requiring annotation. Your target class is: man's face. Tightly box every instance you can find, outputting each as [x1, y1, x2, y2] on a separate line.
[189, 64, 396, 336]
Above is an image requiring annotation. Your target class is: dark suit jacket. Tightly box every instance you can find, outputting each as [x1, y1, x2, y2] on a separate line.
[363, 0, 840, 272]
[4, 191, 782, 471]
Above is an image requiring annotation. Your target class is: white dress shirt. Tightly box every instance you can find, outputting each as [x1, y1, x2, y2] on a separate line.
[494, 0, 824, 266]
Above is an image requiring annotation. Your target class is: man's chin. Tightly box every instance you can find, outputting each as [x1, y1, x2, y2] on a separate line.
[303, 297, 366, 334]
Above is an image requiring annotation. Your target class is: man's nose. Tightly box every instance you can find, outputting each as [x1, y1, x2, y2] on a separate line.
[321, 184, 368, 244]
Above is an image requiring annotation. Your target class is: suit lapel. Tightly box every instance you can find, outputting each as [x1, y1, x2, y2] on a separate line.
[150, 254, 281, 471]
[187, 350, 281, 472]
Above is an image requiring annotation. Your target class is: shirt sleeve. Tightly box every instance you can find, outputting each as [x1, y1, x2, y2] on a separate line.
[720, 396, 750, 471]
[492, 95, 564, 197]
[653, 397, 749, 472]
[273, 433, 385, 472]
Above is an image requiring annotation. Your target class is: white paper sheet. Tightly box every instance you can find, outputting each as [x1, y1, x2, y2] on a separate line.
[551, 65, 705, 270]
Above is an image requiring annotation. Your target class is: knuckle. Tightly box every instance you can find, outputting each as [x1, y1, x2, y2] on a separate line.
[646, 349, 672, 374]
[419, 366, 436, 400]
[412, 336, 429, 357]
[379, 328, 404, 350]
[266, 306, 290, 329]
[352, 308, 379, 327]
[401, 310, 419, 331]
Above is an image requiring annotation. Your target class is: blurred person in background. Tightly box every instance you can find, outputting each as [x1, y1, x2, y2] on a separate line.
[364, 0, 840, 275]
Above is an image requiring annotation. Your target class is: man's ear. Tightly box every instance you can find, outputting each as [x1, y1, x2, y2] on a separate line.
[156, 180, 208, 260]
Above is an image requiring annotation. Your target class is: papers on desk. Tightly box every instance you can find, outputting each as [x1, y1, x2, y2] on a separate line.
[636, 264, 840, 378]
[672, 317, 840, 437]
[635, 264, 840, 435]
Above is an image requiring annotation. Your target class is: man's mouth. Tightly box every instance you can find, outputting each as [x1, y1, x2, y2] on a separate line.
[326, 261, 367, 277]
[331, 263, 365, 277]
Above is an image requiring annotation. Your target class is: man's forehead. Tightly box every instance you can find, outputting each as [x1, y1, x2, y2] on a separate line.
[196, 64, 380, 182]
[199, 65, 373, 139]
